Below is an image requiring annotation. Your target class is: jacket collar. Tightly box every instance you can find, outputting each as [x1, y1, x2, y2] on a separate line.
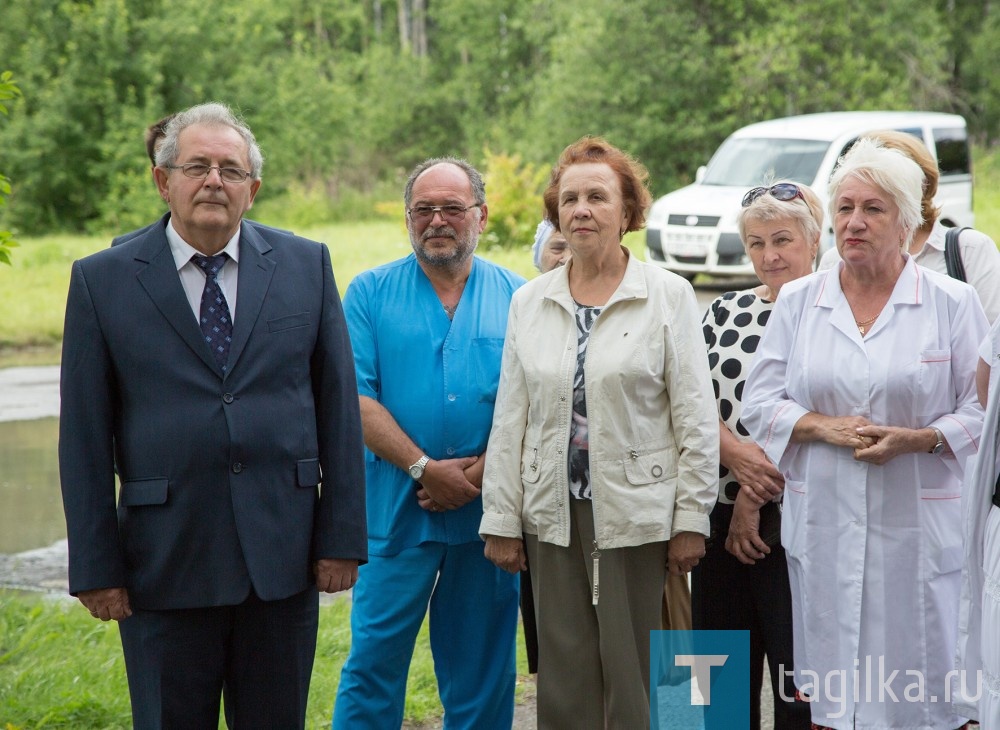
[542, 246, 648, 313]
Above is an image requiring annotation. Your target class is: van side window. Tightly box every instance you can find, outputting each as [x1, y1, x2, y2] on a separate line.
[934, 127, 971, 177]
[837, 128, 922, 164]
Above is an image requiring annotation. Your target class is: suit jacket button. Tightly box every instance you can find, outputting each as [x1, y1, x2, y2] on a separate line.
[222, 393, 234, 404]
[232, 462, 243, 473]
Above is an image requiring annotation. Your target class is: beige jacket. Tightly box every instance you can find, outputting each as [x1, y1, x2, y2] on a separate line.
[480, 250, 718, 549]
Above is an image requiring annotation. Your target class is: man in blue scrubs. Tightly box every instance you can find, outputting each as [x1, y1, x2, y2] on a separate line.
[333, 158, 524, 729]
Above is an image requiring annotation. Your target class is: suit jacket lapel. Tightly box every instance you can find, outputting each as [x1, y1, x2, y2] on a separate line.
[134, 216, 221, 374]
[228, 222, 275, 376]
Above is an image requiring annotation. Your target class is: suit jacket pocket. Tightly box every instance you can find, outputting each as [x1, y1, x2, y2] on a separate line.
[297, 458, 321, 487]
[120, 478, 168, 506]
[268, 312, 311, 332]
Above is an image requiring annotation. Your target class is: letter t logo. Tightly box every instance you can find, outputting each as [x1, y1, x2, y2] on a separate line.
[675, 654, 728, 705]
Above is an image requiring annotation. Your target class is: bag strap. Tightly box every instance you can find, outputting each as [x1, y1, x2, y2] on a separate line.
[945, 226, 970, 282]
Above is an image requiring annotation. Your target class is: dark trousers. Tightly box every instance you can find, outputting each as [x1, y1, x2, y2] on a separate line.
[118, 587, 319, 730]
[691, 522, 810, 730]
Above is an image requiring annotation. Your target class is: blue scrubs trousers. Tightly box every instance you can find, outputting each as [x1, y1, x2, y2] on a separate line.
[332, 540, 519, 729]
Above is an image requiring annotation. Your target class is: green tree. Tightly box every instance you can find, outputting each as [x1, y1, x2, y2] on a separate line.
[0, 70, 22, 265]
[721, 0, 948, 121]
[962, 4, 1000, 142]
[518, 0, 731, 194]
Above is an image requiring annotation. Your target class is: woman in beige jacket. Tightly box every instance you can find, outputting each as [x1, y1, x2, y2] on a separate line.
[480, 136, 719, 729]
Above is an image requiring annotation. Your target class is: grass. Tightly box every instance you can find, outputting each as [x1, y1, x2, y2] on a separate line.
[0, 592, 531, 728]
[974, 145, 1000, 240]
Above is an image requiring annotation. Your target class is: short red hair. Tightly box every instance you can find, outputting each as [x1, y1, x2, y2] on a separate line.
[543, 136, 652, 233]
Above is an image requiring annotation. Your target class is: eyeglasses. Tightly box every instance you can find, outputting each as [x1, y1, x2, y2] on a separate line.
[164, 163, 252, 184]
[407, 204, 480, 223]
[741, 183, 804, 208]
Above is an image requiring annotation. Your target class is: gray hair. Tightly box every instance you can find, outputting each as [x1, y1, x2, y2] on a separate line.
[827, 137, 923, 249]
[404, 157, 486, 208]
[738, 181, 824, 248]
[155, 102, 264, 180]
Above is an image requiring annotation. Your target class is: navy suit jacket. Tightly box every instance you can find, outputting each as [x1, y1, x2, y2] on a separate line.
[59, 214, 367, 610]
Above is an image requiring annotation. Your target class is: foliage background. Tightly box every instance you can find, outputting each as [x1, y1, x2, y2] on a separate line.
[1, 0, 998, 237]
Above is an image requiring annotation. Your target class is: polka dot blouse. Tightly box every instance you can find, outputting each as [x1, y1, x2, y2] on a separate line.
[701, 288, 773, 505]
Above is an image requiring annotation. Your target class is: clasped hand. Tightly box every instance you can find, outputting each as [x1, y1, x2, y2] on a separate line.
[415, 455, 482, 512]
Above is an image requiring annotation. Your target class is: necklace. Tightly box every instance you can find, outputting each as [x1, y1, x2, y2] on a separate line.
[855, 312, 879, 335]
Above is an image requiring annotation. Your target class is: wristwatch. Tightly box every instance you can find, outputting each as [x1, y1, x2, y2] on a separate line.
[408, 454, 430, 480]
[929, 427, 945, 455]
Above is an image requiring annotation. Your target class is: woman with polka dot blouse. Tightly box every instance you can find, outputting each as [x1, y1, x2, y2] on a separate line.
[692, 181, 821, 730]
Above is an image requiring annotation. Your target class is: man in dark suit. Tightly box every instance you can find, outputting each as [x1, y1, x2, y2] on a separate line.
[58, 102, 366, 729]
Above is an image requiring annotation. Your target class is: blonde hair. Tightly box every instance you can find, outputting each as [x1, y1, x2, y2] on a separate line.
[737, 182, 824, 248]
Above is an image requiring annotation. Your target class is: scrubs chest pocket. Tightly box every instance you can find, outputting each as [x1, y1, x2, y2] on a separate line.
[470, 337, 504, 403]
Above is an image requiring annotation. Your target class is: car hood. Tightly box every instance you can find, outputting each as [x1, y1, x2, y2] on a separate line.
[648, 184, 748, 227]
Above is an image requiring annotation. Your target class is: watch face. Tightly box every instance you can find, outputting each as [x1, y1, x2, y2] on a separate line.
[409, 465, 422, 479]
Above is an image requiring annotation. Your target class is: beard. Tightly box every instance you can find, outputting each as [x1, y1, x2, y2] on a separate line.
[409, 222, 479, 269]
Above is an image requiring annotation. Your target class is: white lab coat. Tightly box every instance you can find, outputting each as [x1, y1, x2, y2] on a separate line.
[956, 319, 1000, 724]
[743, 257, 986, 729]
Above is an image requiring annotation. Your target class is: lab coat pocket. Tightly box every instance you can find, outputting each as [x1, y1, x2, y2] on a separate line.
[781, 479, 807, 559]
[922, 492, 963, 577]
[918, 349, 951, 391]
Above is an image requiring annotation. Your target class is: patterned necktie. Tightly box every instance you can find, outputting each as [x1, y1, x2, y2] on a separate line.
[192, 254, 233, 372]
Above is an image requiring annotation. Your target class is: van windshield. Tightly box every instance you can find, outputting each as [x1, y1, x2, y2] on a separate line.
[702, 137, 829, 187]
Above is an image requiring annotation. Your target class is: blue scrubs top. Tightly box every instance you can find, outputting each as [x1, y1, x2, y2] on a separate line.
[344, 254, 524, 557]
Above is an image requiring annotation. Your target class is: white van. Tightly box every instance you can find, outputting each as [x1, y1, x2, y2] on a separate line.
[645, 111, 973, 279]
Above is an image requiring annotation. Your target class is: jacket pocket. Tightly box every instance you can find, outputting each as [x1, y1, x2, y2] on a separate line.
[520, 446, 541, 484]
[268, 312, 311, 332]
[297, 458, 321, 487]
[120, 478, 168, 507]
[623, 443, 677, 485]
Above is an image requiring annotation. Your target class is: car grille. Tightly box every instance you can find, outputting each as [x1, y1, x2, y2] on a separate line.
[667, 214, 721, 227]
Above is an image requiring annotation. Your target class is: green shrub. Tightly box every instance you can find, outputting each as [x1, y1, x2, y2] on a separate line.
[481, 149, 550, 250]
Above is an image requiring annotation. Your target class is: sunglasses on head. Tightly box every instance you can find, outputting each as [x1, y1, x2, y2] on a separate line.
[741, 183, 805, 208]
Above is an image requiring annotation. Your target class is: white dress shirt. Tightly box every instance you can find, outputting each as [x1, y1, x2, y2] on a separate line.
[165, 218, 241, 324]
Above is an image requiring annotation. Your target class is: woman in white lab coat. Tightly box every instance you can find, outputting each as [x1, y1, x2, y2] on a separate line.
[742, 137, 987, 729]
[956, 317, 1000, 726]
